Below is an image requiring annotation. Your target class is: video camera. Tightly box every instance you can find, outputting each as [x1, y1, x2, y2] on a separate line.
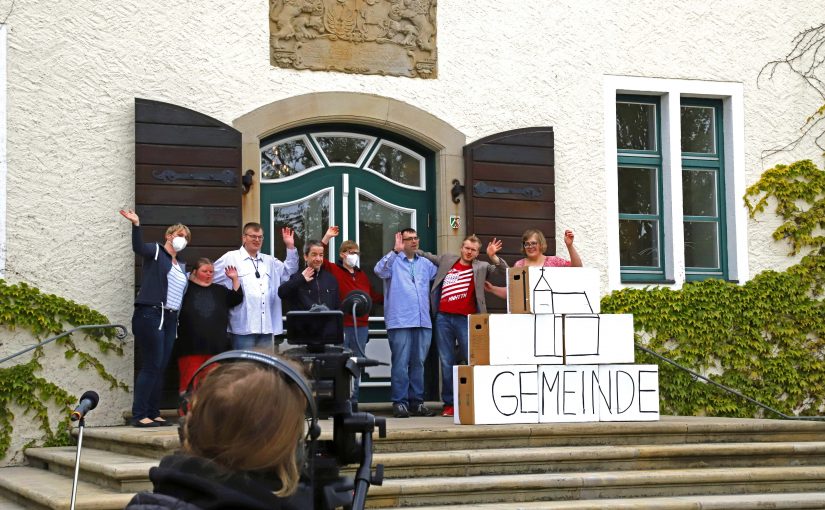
[283, 299, 386, 510]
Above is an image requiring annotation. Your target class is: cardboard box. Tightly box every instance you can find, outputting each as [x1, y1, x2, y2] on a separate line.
[538, 364, 659, 422]
[538, 365, 600, 423]
[596, 364, 659, 422]
[563, 313, 635, 364]
[507, 267, 600, 314]
[456, 365, 539, 425]
[468, 313, 563, 366]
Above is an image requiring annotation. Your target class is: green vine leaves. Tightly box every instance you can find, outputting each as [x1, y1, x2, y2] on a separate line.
[0, 279, 127, 457]
[602, 160, 824, 418]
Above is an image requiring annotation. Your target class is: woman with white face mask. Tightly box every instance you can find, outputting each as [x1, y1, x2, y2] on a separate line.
[320, 226, 384, 409]
[120, 209, 191, 427]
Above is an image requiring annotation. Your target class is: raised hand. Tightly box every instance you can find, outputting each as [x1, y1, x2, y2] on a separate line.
[564, 229, 575, 247]
[225, 265, 238, 280]
[301, 266, 315, 282]
[326, 225, 340, 238]
[394, 232, 403, 252]
[281, 227, 295, 249]
[119, 209, 140, 226]
[486, 237, 503, 259]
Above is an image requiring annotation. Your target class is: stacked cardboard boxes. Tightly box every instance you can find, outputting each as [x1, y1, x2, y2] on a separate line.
[455, 267, 659, 425]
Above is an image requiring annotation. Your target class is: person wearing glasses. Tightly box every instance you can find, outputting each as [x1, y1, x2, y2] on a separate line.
[213, 223, 299, 350]
[484, 229, 582, 299]
[374, 228, 438, 418]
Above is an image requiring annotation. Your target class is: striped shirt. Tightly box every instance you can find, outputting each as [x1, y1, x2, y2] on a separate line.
[165, 263, 188, 311]
[438, 261, 475, 315]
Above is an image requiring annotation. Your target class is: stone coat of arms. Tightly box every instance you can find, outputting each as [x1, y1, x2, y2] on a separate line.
[269, 0, 437, 78]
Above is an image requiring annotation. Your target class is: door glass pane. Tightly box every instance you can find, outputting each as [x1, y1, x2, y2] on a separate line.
[314, 135, 371, 165]
[358, 193, 414, 317]
[365, 142, 423, 186]
[619, 219, 659, 267]
[617, 102, 656, 151]
[682, 169, 717, 216]
[681, 106, 716, 154]
[261, 137, 320, 179]
[271, 191, 331, 262]
[684, 221, 719, 268]
[618, 166, 658, 214]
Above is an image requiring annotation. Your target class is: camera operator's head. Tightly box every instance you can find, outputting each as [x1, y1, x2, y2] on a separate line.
[182, 359, 308, 496]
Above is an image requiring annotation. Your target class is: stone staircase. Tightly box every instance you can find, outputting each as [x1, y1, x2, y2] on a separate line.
[1, 414, 825, 509]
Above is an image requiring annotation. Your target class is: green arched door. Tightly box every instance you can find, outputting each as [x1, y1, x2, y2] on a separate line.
[259, 124, 436, 400]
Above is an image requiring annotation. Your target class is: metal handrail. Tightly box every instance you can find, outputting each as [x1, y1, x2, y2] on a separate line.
[0, 324, 129, 365]
[636, 344, 825, 421]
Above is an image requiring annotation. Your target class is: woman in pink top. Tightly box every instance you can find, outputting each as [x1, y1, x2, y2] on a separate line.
[514, 228, 582, 267]
[485, 228, 582, 299]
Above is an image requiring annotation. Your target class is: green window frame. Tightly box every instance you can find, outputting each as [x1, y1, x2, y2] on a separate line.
[681, 98, 727, 281]
[617, 95, 666, 282]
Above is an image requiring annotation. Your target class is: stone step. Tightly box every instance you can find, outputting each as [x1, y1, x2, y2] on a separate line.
[371, 492, 825, 509]
[366, 441, 825, 478]
[26, 447, 158, 492]
[364, 465, 825, 508]
[0, 467, 133, 510]
[74, 425, 181, 459]
[75, 417, 825, 458]
[0, 494, 29, 510]
[369, 416, 825, 453]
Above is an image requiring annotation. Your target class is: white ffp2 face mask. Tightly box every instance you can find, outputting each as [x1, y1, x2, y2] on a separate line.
[345, 254, 359, 268]
[172, 237, 188, 252]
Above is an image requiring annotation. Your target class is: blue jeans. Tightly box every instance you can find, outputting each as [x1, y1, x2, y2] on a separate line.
[344, 326, 369, 402]
[435, 313, 469, 406]
[387, 327, 432, 406]
[231, 333, 273, 350]
[132, 306, 177, 421]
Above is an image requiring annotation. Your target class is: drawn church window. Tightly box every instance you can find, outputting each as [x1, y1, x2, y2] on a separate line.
[261, 135, 323, 180]
[364, 140, 425, 188]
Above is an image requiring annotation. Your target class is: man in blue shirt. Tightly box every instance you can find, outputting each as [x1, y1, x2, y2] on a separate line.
[374, 228, 438, 418]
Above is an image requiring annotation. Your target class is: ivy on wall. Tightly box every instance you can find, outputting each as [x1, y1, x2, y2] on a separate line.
[602, 159, 824, 418]
[0, 280, 126, 456]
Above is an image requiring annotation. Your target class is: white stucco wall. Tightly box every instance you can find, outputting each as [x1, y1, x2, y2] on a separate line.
[0, 0, 820, 443]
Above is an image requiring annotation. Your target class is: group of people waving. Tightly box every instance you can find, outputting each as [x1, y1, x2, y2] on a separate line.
[120, 208, 581, 426]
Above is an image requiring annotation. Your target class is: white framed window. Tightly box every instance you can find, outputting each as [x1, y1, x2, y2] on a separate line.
[604, 76, 747, 290]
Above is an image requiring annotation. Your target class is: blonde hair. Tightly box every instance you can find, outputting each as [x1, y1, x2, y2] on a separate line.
[339, 240, 359, 255]
[165, 223, 191, 242]
[183, 360, 308, 496]
[520, 228, 547, 256]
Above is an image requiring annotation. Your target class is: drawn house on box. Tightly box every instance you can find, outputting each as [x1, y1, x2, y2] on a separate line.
[533, 314, 565, 361]
[531, 267, 596, 315]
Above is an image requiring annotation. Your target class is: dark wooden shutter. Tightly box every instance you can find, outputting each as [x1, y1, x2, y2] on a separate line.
[464, 127, 555, 312]
[134, 98, 242, 409]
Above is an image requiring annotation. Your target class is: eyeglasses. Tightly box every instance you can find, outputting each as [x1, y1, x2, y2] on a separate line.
[523, 241, 539, 248]
[403, 236, 419, 242]
[245, 234, 264, 241]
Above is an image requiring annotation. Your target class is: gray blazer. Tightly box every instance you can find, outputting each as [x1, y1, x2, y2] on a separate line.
[417, 251, 508, 314]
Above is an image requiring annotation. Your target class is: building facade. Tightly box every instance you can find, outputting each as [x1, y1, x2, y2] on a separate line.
[0, 0, 821, 447]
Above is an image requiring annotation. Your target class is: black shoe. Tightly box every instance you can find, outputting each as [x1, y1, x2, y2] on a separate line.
[392, 403, 409, 418]
[410, 403, 436, 417]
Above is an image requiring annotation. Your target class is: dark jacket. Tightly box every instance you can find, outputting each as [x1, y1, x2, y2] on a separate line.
[132, 225, 186, 307]
[176, 284, 244, 356]
[125, 454, 307, 510]
[278, 267, 340, 312]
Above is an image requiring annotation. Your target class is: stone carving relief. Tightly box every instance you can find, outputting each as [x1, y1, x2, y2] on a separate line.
[269, 0, 437, 79]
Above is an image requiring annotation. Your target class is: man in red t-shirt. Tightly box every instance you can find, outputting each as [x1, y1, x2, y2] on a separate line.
[321, 226, 383, 408]
[418, 235, 507, 417]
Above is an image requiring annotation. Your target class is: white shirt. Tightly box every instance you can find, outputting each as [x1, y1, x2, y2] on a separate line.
[213, 246, 299, 335]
